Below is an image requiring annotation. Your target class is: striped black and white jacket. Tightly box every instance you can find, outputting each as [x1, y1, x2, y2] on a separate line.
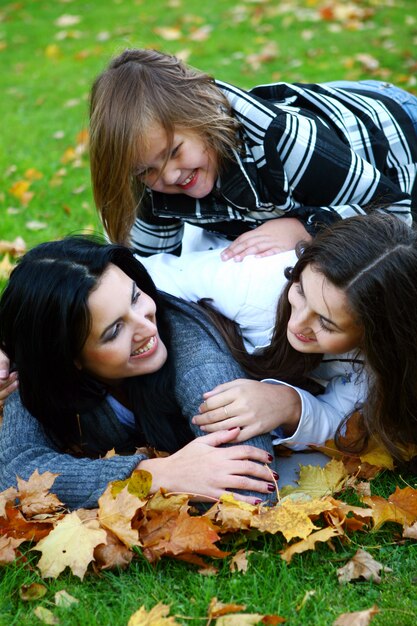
[131, 80, 417, 256]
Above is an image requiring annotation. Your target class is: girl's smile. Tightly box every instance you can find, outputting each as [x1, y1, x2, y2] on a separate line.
[76, 264, 168, 384]
[287, 264, 363, 355]
[136, 124, 218, 199]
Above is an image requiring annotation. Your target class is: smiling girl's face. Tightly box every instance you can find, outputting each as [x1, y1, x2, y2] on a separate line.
[75, 263, 168, 385]
[135, 123, 218, 198]
[286, 264, 363, 355]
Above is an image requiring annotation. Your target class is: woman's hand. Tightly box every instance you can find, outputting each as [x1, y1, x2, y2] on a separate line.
[192, 379, 301, 442]
[0, 350, 17, 409]
[138, 429, 276, 505]
[220, 218, 311, 262]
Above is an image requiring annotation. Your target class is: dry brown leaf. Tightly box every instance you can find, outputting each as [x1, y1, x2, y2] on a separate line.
[0, 486, 19, 517]
[337, 549, 392, 584]
[33, 511, 107, 579]
[333, 605, 379, 626]
[363, 486, 417, 530]
[98, 484, 145, 547]
[0, 237, 26, 257]
[208, 597, 246, 619]
[33, 606, 60, 625]
[93, 529, 133, 570]
[127, 602, 180, 625]
[230, 548, 253, 573]
[19, 582, 47, 601]
[0, 504, 54, 542]
[54, 590, 79, 608]
[403, 520, 417, 539]
[215, 616, 269, 626]
[281, 526, 342, 563]
[206, 493, 257, 532]
[16, 470, 63, 517]
[0, 535, 25, 565]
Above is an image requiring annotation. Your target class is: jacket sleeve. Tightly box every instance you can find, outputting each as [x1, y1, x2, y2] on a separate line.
[262, 112, 413, 234]
[129, 195, 184, 256]
[0, 393, 146, 510]
[265, 372, 367, 450]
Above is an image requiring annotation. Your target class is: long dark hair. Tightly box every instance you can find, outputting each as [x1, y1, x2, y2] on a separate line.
[0, 236, 183, 450]
[205, 214, 417, 461]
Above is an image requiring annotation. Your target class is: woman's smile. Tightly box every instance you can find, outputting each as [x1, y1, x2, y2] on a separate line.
[131, 335, 158, 358]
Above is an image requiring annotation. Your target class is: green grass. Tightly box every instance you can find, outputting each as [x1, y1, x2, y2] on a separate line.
[1, 0, 417, 623]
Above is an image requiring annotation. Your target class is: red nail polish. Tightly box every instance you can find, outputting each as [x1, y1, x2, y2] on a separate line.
[267, 454, 273, 462]
[267, 483, 275, 492]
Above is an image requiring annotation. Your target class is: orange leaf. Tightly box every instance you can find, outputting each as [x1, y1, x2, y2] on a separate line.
[280, 526, 342, 563]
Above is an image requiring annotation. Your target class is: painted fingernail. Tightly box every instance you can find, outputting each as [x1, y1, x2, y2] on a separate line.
[272, 471, 279, 480]
[267, 454, 273, 462]
[267, 483, 275, 492]
[254, 499, 262, 505]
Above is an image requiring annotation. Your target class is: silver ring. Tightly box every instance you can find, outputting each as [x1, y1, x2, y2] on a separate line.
[223, 405, 229, 417]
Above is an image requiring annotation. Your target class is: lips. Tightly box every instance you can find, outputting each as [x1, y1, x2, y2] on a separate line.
[294, 332, 316, 344]
[178, 170, 198, 190]
[131, 336, 158, 358]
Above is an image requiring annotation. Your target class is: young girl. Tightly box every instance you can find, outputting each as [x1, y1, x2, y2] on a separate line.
[89, 48, 417, 261]
[0, 237, 278, 510]
[192, 213, 417, 464]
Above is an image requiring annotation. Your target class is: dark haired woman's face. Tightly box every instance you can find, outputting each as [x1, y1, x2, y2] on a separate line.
[287, 265, 363, 355]
[75, 264, 167, 384]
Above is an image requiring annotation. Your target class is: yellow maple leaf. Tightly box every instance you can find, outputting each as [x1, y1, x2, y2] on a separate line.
[280, 459, 348, 498]
[127, 602, 180, 625]
[251, 497, 334, 541]
[33, 511, 107, 579]
[111, 469, 152, 499]
[280, 526, 342, 563]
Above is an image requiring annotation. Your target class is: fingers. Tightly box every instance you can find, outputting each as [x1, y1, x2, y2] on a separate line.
[0, 371, 18, 402]
[196, 428, 241, 446]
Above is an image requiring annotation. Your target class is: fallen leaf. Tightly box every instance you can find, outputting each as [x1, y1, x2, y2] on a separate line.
[280, 526, 342, 563]
[19, 582, 47, 601]
[208, 597, 246, 619]
[403, 520, 417, 539]
[230, 548, 252, 573]
[0, 236, 26, 257]
[337, 549, 392, 584]
[127, 602, 180, 625]
[26, 221, 47, 231]
[55, 15, 81, 27]
[98, 484, 145, 548]
[17, 470, 63, 517]
[93, 529, 133, 570]
[33, 511, 107, 579]
[0, 535, 25, 565]
[363, 486, 417, 530]
[111, 469, 152, 499]
[33, 606, 60, 625]
[333, 605, 379, 626]
[153, 26, 182, 40]
[54, 590, 79, 608]
[280, 459, 348, 498]
[215, 616, 267, 626]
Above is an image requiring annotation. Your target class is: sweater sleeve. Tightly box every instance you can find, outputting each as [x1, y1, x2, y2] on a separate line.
[0, 392, 147, 510]
[264, 371, 367, 450]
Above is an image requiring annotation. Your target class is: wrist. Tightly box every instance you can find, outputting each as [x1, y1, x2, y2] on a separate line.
[136, 457, 169, 494]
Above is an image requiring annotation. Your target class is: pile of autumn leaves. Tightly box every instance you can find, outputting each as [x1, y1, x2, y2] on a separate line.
[2, 418, 417, 624]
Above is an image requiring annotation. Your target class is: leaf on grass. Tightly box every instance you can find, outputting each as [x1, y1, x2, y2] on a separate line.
[0, 535, 25, 565]
[19, 582, 47, 601]
[208, 597, 246, 619]
[230, 548, 252, 573]
[403, 520, 417, 539]
[93, 529, 133, 570]
[98, 484, 145, 548]
[333, 605, 379, 626]
[251, 497, 334, 541]
[0, 504, 54, 542]
[33, 607, 60, 625]
[0, 236, 26, 257]
[153, 26, 182, 40]
[0, 254, 15, 280]
[215, 615, 272, 626]
[280, 526, 342, 563]
[54, 590, 79, 608]
[127, 602, 181, 625]
[280, 459, 348, 498]
[16, 470, 63, 517]
[33, 511, 107, 579]
[363, 486, 417, 530]
[337, 549, 392, 584]
[26, 220, 47, 231]
[206, 494, 257, 531]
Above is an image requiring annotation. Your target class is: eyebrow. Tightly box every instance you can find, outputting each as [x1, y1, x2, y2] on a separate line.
[99, 280, 136, 340]
[300, 274, 343, 331]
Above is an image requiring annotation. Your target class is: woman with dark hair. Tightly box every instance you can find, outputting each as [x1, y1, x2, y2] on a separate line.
[193, 213, 417, 464]
[0, 236, 277, 509]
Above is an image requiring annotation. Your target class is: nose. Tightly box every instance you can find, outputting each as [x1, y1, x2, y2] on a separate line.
[131, 310, 157, 342]
[160, 163, 181, 186]
[289, 302, 313, 334]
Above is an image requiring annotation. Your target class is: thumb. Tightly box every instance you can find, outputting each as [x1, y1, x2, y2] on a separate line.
[198, 428, 240, 447]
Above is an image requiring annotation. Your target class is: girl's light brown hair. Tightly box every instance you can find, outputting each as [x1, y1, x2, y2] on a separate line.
[89, 48, 241, 244]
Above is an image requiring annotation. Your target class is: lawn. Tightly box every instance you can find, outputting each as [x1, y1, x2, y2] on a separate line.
[1, 0, 417, 624]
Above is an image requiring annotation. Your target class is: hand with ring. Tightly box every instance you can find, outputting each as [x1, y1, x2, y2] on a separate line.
[192, 378, 301, 443]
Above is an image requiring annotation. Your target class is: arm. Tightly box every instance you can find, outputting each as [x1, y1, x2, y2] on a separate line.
[0, 393, 146, 510]
[130, 215, 184, 257]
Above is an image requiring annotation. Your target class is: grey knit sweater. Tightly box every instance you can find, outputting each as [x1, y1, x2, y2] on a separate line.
[0, 297, 275, 509]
